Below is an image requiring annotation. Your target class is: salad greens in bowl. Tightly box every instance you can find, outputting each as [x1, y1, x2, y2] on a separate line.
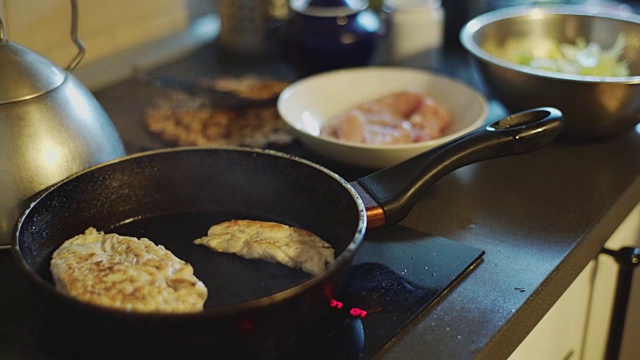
[492, 32, 629, 77]
[460, 5, 640, 138]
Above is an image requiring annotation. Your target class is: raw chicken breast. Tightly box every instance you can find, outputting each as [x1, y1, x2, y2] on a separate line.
[321, 91, 451, 144]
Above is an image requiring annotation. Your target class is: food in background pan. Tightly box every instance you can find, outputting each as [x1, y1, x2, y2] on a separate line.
[194, 219, 335, 275]
[144, 75, 294, 147]
[50, 227, 208, 313]
[321, 91, 451, 145]
[202, 75, 289, 100]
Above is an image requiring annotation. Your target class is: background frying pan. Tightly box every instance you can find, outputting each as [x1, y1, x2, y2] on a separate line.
[12, 108, 562, 359]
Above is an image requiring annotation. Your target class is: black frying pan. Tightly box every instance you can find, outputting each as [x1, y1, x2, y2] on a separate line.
[11, 108, 562, 359]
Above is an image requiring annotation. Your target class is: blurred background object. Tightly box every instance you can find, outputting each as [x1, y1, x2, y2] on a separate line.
[381, 0, 444, 63]
[468, 0, 636, 18]
[444, 0, 637, 48]
[280, 0, 383, 77]
[469, 0, 588, 17]
[216, 0, 289, 54]
[0, 0, 220, 91]
[0, 0, 193, 73]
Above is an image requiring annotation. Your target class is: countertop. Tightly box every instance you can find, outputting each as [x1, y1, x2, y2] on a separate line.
[89, 40, 640, 360]
[1, 34, 639, 359]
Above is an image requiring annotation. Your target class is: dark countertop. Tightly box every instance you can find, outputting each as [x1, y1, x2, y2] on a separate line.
[90, 42, 640, 359]
[1, 38, 638, 359]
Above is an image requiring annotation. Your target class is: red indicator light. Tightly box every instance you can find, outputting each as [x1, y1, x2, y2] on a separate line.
[240, 319, 254, 331]
[329, 297, 369, 318]
[349, 308, 367, 318]
[330, 299, 344, 309]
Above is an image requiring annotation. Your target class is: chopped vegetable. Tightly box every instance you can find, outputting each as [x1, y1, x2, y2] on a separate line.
[491, 33, 630, 77]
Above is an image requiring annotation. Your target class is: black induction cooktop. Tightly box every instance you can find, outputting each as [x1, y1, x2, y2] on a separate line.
[0, 225, 483, 359]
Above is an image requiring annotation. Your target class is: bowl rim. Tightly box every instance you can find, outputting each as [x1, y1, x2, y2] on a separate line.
[459, 4, 640, 84]
[277, 66, 489, 151]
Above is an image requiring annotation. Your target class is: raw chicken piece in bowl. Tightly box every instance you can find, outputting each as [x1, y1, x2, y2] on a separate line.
[277, 67, 488, 169]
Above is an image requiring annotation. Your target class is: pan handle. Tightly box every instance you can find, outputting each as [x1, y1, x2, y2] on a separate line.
[353, 107, 564, 228]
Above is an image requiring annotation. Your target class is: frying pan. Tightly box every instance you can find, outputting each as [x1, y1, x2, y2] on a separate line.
[11, 108, 562, 359]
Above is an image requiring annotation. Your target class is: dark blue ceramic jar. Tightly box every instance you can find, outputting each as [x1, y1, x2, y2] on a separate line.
[282, 0, 382, 77]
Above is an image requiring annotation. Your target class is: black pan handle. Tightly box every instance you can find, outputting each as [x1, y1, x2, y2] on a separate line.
[354, 107, 564, 227]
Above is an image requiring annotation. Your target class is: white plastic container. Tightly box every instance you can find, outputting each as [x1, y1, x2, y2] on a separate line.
[383, 0, 444, 62]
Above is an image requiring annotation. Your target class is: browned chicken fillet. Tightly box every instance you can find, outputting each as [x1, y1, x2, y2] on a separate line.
[193, 220, 335, 275]
[50, 227, 208, 313]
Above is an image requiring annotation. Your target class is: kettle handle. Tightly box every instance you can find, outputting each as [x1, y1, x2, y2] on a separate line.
[0, 13, 5, 44]
[67, 0, 85, 71]
[0, 1, 84, 70]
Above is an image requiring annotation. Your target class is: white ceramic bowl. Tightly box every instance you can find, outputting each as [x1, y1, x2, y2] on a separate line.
[277, 66, 488, 169]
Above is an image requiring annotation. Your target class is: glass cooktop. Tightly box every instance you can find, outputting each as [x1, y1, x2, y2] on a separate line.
[0, 225, 483, 359]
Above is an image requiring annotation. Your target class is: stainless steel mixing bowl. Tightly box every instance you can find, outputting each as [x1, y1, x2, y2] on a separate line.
[460, 5, 640, 139]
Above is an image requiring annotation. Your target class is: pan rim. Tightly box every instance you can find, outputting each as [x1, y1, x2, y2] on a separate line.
[12, 145, 368, 318]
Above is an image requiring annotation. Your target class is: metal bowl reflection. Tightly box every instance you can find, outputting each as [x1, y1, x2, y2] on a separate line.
[460, 5, 640, 139]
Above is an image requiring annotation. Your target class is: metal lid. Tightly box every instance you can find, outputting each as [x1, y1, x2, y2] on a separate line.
[0, 40, 66, 105]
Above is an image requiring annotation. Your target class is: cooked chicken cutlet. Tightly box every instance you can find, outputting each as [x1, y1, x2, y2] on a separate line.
[193, 220, 334, 275]
[50, 227, 208, 313]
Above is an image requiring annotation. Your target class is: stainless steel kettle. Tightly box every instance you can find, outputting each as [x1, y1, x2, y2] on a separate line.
[0, 1, 126, 247]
